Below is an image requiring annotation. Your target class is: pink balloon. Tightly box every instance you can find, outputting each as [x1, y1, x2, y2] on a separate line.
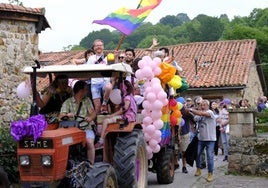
[144, 132, 152, 142]
[153, 119, 164, 129]
[163, 99, 169, 106]
[138, 59, 147, 69]
[135, 69, 143, 80]
[152, 144, 161, 153]
[153, 67, 162, 76]
[155, 135, 162, 143]
[143, 116, 153, 125]
[157, 91, 167, 101]
[152, 100, 164, 110]
[146, 92, 156, 103]
[146, 145, 153, 154]
[151, 110, 162, 121]
[147, 152, 153, 159]
[151, 83, 162, 93]
[152, 130, 162, 140]
[142, 66, 152, 76]
[149, 60, 157, 70]
[151, 77, 161, 85]
[141, 109, 150, 117]
[109, 89, 121, 104]
[142, 100, 151, 110]
[145, 86, 152, 93]
[153, 57, 161, 65]
[149, 138, 158, 147]
[142, 55, 152, 63]
[146, 124, 156, 135]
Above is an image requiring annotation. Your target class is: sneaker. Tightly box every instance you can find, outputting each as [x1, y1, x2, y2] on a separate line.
[223, 156, 228, 162]
[194, 168, 201, 176]
[214, 156, 218, 161]
[100, 105, 108, 114]
[207, 172, 213, 182]
[95, 142, 104, 149]
[182, 166, 188, 173]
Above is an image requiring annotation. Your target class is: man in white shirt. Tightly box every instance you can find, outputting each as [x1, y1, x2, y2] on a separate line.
[188, 100, 216, 182]
[86, 39, 112, 114]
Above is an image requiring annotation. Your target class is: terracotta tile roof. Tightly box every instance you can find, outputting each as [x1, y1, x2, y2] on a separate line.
[39, 51, 85, 65]
[0, 3, 44, 15]
[0, 3, 50, 32]
[38, 39, 259, 89]
[172, 39, 257, 88]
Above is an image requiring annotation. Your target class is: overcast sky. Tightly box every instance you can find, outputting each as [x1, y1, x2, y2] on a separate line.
[2, 0, 268, 52]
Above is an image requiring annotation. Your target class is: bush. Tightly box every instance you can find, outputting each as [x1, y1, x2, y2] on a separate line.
[0, 123, 19, 183]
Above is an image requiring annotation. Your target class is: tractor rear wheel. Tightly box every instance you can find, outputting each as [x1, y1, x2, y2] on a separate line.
[113, 129, 147, 188]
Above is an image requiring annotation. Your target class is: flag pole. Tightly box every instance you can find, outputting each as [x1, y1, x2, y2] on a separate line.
[115, 34, 126, 51]
[115, 0, 141, 51]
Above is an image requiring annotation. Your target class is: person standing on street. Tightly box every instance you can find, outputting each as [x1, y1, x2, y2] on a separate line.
[188, 99, 216, 182]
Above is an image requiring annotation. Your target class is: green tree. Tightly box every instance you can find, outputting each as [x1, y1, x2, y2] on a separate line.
[192, 14, 224, 41]
[176, 13, 191, 24]
[8, 0, 23, 5]
[159, 15, 183, 27]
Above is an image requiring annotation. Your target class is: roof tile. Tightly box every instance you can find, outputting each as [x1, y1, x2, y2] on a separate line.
[0, 3, 44, 15]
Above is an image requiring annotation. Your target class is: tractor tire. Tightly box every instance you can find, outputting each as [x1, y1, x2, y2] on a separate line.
[0, 166, 9, 188]
[156, 148, 175, 184]
[84, 162, 117, 188]
[113, 129, 147, 188]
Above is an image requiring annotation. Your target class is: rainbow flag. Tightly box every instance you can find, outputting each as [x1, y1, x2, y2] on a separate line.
[93, 0, 162, 35]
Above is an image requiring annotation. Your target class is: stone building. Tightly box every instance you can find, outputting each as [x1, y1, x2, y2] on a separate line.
[39, 39, 266, 107]
[0, 3, 50, 123]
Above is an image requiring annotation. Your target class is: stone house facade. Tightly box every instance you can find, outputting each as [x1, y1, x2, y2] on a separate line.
[0, 3, 49, 123]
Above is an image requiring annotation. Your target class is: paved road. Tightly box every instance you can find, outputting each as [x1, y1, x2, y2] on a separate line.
[148, 154, 268, 188]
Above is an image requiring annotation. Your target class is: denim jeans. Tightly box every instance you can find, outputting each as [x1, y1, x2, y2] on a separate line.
[196, 141, 215, 173]
[221, 132, 229, 157]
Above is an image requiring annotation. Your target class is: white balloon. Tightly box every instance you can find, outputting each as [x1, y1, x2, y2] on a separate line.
[109, 89, 121, 104]
[16, 81, 31, 99]
[68, 79, 78, 88]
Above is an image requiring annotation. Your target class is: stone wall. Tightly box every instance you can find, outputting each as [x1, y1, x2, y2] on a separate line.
[228, 108, 268, 176]
[0, 19, 39, 124]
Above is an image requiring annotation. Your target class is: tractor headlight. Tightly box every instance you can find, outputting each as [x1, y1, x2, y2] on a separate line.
[19, 155, 30, 166]
[41, 155, 52, 167]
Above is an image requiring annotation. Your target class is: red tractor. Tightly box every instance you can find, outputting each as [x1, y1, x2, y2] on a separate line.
[15, 62, 147, 187]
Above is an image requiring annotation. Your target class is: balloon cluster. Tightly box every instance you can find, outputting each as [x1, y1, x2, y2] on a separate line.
[169, 96, 185, 127]
[135, 56, 168, 159]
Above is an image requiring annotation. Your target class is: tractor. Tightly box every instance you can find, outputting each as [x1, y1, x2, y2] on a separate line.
[15, 58, 182, 187]
[15, 62, 147, 188]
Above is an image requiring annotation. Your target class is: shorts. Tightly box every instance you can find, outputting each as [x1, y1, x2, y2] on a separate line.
[85, 129, 95, 139]
[91, 82, 109, 99]
[180, 133, 190, 152]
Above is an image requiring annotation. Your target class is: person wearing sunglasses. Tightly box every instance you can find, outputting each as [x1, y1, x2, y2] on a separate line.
[117, 53, 125, 63]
